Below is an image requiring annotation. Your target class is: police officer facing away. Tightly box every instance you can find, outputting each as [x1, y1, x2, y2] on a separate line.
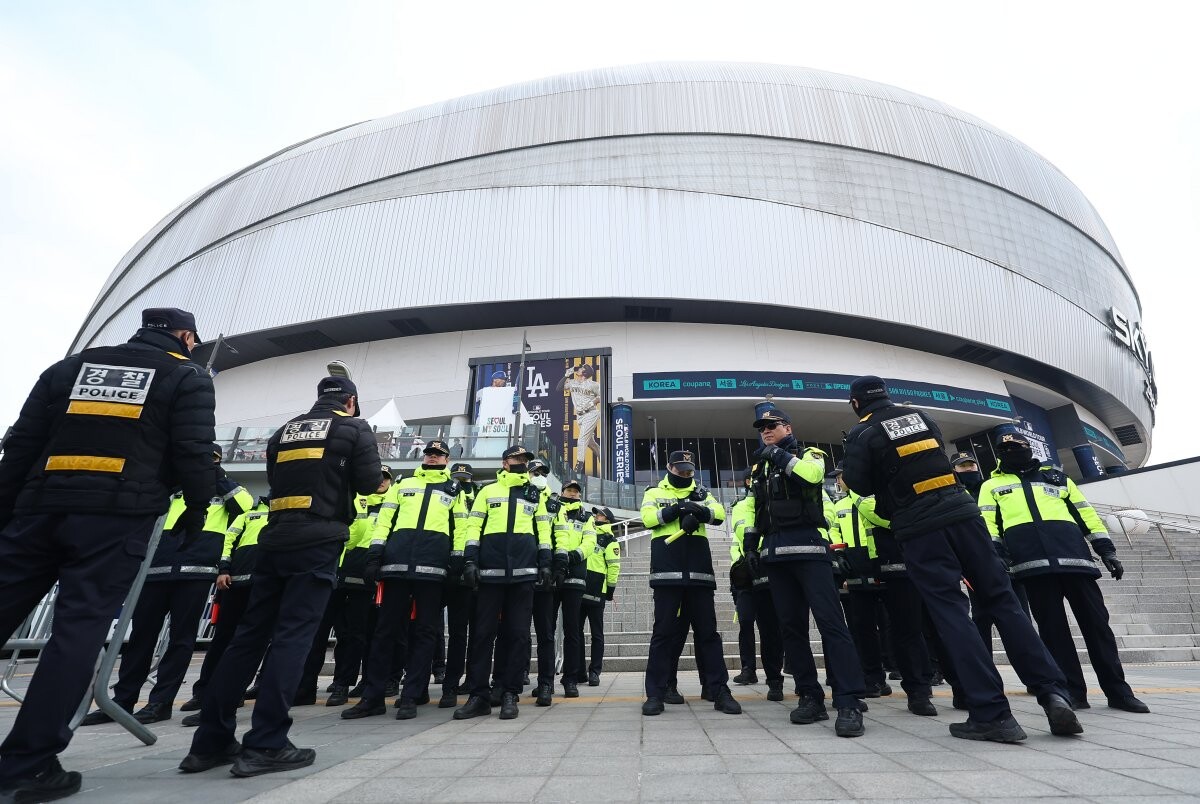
[0, 307, 216, 802]
[579, 507, 621, 685]
[454, 445, 552, 720]
[729, 472, 785, 700]
[182, 376, 380, 777]
[550, 480, 596, 698]
[641, 451, 741, 717]
[744, 410, 866, 737]
[842, 376, 1081, 743]
[979, 428, 1148, 714]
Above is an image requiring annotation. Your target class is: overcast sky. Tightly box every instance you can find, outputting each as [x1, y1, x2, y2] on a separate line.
[1, 1, 1196, 462]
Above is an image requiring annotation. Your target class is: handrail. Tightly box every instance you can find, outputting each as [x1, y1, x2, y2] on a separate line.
[1089, 504, 1193, 560]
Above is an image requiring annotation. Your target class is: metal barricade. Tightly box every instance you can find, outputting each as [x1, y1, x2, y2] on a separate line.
[1, 585, 61, 704]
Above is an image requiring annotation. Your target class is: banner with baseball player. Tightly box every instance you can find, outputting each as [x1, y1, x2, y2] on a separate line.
[469, 351, 609, 478]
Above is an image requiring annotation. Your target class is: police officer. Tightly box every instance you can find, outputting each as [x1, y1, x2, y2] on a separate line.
[0, 307, 216, 801]
[579, 507, 620, 685]
[81, 458, 250, 726]
[550, 480, 595, 698]
[438, 462, 477, 709]
[528, 461, 563, 707]
[181, 376, 380, 776]
[729, 472, 785, 701]
[454, 445, 552, 720]
[641, 451, 741, 716]
[180, 496, 272, 727]
[343, 440, 464, 720]
[832, 468, 937, 716]
[979, 427, 1148, 714]
[842, 376, 1081, 743]
[743, 410, 865, 736]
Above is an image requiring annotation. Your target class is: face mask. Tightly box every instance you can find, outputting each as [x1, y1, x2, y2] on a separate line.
[955, 470, 983, 488]
[421, 462, 443, 471]
[530, 476, 547, 488]
[667, 472, 692, 488]
[997, 445, 1035, 468]
[508, 462, 528, 474]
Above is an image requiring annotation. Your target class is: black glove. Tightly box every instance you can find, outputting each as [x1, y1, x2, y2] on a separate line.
[540, 566, 555, 587]
[756, 445, 793, 472]
[680, 501, 711, 522]
[363, 554, 383, 588]
[603, 587, 615, 602]
[448, 554, 465, 580]
[218, 559, 232, 576]
[746, 550, 761, 577]
[659, 503, 682, 523]
[833, 550, 857, 579]
[1101, 554, 1124, 581]
[463, 561, 480, 590]
[679, 513, 700, 534]
[568, 550, 583, 567]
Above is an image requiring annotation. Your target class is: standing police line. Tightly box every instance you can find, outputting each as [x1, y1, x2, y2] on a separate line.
[0, 303, 1146, 800]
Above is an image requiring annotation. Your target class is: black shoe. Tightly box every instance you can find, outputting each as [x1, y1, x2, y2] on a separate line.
[863, 682, 892, 698]
[1071, 696, 1091, 710]
[858, 699, 869, 712]
[325, 684, 349, 707]
[438, 689, 459, 709]
[412, 691, 430, 706]
[79, 709, 116, 727]
[790, 696, 829, 725]
[642, 697, 664, 716]
[499, 691, 519, 720]
[230, 744, 315, 777]
[0, 756, 81, 801]
[664, 686, 685, 705]
[1107, 695, 1150, 713]
[324, 681, 337, 692]
[244, 683, 260, 700]
[949, 716, 1027, 743]
[433, 668, 446, 685]
[347, 682, 365, 698]
[767, 681, 784, 702]
[179, 741, 241, 773]
[588, 671, 600, 687]
[835, 707, 865, 737]
[181, 712, 201, 728]
[132, 703, 171, 724]
[384, 680, 400, 698]
[907, 697, 937, 717]
[713, 686, 742, 715]
[292, 690, 316, 707]
[952, 689, 968, 711]
[489, 685, 504, 707]
[180, 697, 202, 712]
[732, 668, 758, 685]
[563, 680, 579, 698]
[453, 695, 491, 720]
[888, 671, 902, 680]
[340, 699, 386, 719]
[395, 697, 418, 720]
[536, 684, 553, 707]
[1042, 694, 1084, 736]
[930, 671, 944, 686]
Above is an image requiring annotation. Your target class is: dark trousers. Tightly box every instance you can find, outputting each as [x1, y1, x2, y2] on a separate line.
[735, 589, 757, 670]
[532, 588, 557, 688]
[881, 576, 934, 698]
[1023, 573, 1133, 702]
[0, 513, 155, 783]
[847, 590, 887, 687]
[443, 583, 474, 694]
[667, 628, 713, 691]
[555, 587, 583, 682]
[766, 560, 865, 709]
[191, 584, 253, 700]
[971, 577, 1031, 646]
[432, 616, 446, 674]
[300, 586, 372, 694]
[645, 586, 729, 700]
[901, 517, 1069, 723]
[360, 600, 405, 685]
[580, 603, 605, 676]
[361, 578, 442, 702]
[468, 583, 534, 696]
[191, 542, 339, 754]
[113, 579, 212, 709]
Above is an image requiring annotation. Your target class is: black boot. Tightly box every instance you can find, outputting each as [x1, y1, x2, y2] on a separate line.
[664, 686, 685, 705]
[179, 740, 241, 772]
[907, 696, 937, 716]
[347, 682, 365, 698]
[949, 715, 1027, 743]
[438, 688, 459, 709]
[384, 680, 400, 698]
[835, 707, 865, 737]
[244, 683, 260, 700]
[767, 681, 784, 702]
[132, 703, 172, 724]
[395, 697, 418, 720]
[231, 743, 316, 777]
[713, 686, 742, 715]
[732, 668, 758, 685]
[453, 695, 492, 720]
[499, 691, 520, 720]
[588, 671, 600, 687]
[340, 698, 386, 719]
[642, 697, 664, 716]
[179, 697, 202, 712]
[1043, 693, 1083, 736]
[181, 712, 201, 727]
[433, 668, 446, 685]
[0, 757, 81, 800]
[1107, 695, 1150, 713]
[863, 682, 892, 698]
[536, 683, 553, 707]
[489, 684, 503, 707]
[790, 695, 829, 725]
[325, 684, 349, 707]
[563, 680, 579, 698]
[292, 689, 316, 706]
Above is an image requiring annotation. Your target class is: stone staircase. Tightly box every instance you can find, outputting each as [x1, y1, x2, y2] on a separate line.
[596, 522, 1200, 672]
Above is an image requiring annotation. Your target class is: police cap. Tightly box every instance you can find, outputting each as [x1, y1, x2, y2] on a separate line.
[753, 408, 791, 428]
[668, 450, 696, 471]
[423, 439, 450, 456]
[992, 424, 1029, 447]
[450, 463, 473, 478]
[503, 444, 534, 461]
[949, 451, 977, 466]
[849, 375, 890, 402]
[317, 376, 358, 398]
[142, 307, 202, 343]
[381, 465, 394, 479]
[562, 480, 583, 491]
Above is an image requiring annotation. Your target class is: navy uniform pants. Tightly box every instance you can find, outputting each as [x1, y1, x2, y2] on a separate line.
[190, 584, 253, 701]
[766, 559, 865, 709]
[554, 587, 584, 683]
[735, 588, 757, 670]
[645, 586, 729, 700]
[113, 578, 212, 710]
[901, 517, 1070, 723]
[1023, 573, 1133, 703]
[579, 602, 605, 677]
[0, 513, 155, 783]
[300, 585, 372, 694]
[468, 583, 534, 696]
[360, 578, 443, 703]
[442, 583, 474, 695]
[531, 587, 557, 689]
[970, 577, 1031, 645]
[190, 541, 340, 754]
[879, 575, 934, 698]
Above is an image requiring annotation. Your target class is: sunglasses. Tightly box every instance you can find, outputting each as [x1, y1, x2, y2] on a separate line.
[757, 422, 784, 432]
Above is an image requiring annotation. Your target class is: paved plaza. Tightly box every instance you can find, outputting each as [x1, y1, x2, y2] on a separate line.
[3, 662, 1199, 802]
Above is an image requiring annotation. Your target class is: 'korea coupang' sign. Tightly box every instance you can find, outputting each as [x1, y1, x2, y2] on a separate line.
[634, 371, 1013, 417]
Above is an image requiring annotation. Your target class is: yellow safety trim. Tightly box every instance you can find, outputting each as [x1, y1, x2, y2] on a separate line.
[277, 447, 325, 462]
[271, 496, 312, 511]
[66, 400, 143, 419]
[45, 455, 126, 473]
[896, 438, 939, 457]
[167, 352, 188, 360]
[913, 474, 957, 494]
